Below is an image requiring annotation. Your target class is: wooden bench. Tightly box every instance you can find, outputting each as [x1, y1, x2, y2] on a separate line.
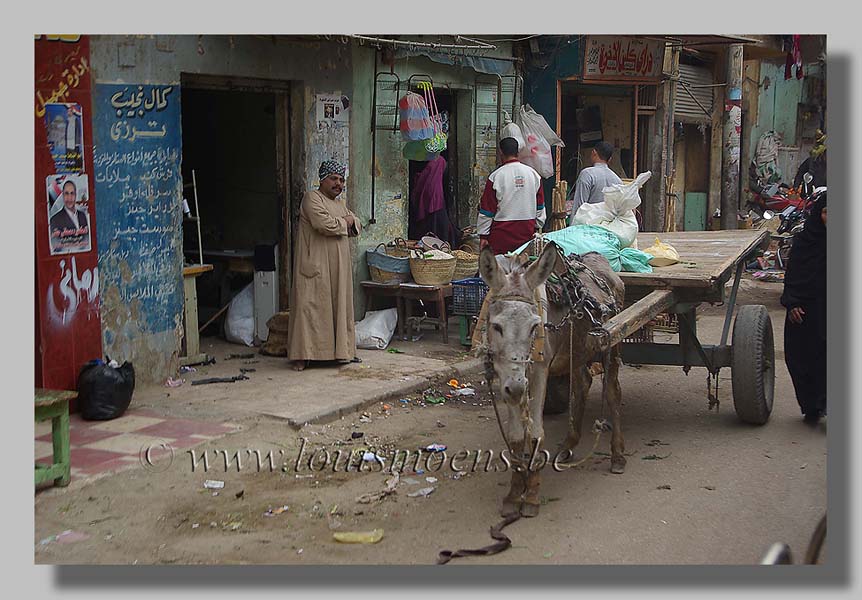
[35, 388, 74, 487]
[360, 281, 453, 344]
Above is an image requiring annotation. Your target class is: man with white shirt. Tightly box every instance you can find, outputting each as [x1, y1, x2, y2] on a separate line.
[50, 180, 89, 237]
[477, 137, 545, 255]
[568, 140, 623, 219]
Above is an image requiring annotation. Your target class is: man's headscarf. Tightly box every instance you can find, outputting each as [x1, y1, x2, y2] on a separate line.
[319, 160, 346, 181]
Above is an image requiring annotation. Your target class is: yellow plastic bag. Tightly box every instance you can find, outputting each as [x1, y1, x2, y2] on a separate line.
[333, 529, 385, 544]
[643, 237, 680, 267]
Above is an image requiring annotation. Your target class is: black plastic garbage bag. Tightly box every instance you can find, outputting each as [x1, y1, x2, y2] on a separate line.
[77, 359, 135, 420]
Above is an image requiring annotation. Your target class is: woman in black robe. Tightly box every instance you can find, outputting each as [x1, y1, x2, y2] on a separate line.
[780, 193, 827, 424]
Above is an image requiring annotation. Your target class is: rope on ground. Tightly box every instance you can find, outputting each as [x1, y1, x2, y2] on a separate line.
[436, 512, 521, 565]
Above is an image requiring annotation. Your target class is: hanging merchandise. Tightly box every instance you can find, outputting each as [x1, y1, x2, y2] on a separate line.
[785, 34, 804, 80]
[418, 82, 448, 153]
[519, 104, 565, 147]
[751, 131, 783, 191]
[399, 91, 434, 141]
[402, 139, 440, 162]
[514, 105, 564, 179]
[500, 111, 526, 150]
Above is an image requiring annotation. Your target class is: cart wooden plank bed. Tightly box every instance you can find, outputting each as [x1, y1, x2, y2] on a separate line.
[597, 229, 774, 424]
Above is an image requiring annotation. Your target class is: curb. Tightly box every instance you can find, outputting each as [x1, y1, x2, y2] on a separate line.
[285, 357, 485, 428]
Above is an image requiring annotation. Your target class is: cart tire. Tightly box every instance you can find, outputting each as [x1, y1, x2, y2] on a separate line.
[731, 305, 775, 425]
[543, 375, 569, 415]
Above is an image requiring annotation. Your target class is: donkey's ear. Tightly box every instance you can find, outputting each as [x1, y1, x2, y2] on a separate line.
[478, 246, 504, 291]
[525, 242, 557, 290]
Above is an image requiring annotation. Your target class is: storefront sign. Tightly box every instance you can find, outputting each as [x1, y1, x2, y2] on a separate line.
[93, 83, 183, 335]
[583, 36, 665, 82]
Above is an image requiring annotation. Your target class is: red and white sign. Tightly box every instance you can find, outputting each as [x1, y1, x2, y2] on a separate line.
[583, 36, 665, 82]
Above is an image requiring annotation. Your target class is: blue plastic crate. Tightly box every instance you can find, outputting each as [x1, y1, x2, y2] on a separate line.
[452, 277, 489, 316]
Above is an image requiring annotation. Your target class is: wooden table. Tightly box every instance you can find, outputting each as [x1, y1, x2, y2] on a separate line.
[360, 281, 453, 343]
[35, 389, 75, 487]
[181, 263, 213, 366]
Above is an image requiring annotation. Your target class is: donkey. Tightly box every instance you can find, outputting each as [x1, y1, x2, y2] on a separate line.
[477, 242, 626, 518]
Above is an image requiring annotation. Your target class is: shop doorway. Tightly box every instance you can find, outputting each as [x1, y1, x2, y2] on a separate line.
[179, 74, 291, 339]
[559, 83, 635, 187]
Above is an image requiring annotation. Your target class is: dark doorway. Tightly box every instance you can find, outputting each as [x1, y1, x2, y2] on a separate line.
[180, 81, 285, 337]
[406, 87, 460, 247]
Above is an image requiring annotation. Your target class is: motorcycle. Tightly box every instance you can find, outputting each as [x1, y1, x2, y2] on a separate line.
[746, 182, 807, 218]
[770, 173, 825, 269]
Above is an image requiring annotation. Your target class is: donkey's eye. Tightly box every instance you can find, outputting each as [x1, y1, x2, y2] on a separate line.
[492, 323, 503, 335]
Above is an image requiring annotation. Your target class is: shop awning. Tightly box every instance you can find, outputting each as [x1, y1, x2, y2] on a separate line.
[393, 48, 516, 76]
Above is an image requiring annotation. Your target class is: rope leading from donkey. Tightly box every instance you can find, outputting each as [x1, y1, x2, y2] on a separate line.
[437, 512, 522, 564]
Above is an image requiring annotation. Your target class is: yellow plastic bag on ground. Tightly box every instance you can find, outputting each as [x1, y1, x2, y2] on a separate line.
[333, 529, 385, 544]
[643, 237, 680, 267]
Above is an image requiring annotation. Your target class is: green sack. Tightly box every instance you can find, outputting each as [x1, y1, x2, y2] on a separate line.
[513, 224, 653, 273]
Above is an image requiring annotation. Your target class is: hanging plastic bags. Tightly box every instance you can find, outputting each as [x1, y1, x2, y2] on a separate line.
[419, 82, 447, 153]
[514, 105, 563, 179]
[519, 104, 565, 147]
[500, 111, 526, 150]
[399, 92, 434, 141]
[572, 171, 652, 248]
[402, 140, 440, 162]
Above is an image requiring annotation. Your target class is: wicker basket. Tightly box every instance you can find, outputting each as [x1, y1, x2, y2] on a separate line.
[451, 246, 479, 280]
[409, 249, 457, 286]
[366, 245, 412, 284]
[386, 237, 420, 258]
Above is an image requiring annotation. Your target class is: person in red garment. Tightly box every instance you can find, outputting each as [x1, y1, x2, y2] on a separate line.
[476, 137, 545, 254]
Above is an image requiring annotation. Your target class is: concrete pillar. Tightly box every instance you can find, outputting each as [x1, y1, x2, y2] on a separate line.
[720, 43, 744, 229]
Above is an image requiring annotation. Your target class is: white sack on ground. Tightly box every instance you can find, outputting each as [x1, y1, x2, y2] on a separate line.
[224, 283, 255, 346]
[355, 308, 398, 350]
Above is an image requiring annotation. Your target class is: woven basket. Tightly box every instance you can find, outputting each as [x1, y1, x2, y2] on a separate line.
[451, 246, 479, 280]
[386, 237, 420, 258]
[366, 244, 411, 284]
[369, 265, 411, 284]
[409, 249, 457, 286]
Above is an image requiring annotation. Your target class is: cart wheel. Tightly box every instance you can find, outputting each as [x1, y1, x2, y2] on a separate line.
[543, 375, 568, 415]
[731, 305, 775, 425]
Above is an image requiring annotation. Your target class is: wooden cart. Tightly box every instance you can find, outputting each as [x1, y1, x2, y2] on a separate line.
[597, 229, 774, 424]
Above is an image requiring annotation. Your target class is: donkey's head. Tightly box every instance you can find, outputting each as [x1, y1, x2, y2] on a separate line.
[478, 243, 557, 403]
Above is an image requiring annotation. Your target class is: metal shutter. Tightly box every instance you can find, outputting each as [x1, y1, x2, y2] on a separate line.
[675, 64, 715, 123]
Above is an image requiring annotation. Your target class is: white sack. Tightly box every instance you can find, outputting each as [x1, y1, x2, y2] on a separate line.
[572, 171, 652, 248]
[224, 283, 255, 347]
[355, 308, 398, 350]
[500, 111, 525, 150]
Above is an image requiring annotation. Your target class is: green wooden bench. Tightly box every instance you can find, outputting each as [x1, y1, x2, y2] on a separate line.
[35, 388, 74, 487]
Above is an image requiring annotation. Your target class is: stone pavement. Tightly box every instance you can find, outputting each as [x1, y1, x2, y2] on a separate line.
[35, 334, 482, 490]
[128, 336, 483, 427]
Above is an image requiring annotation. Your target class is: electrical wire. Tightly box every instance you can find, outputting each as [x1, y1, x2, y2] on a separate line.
[459, 34, 542, 44]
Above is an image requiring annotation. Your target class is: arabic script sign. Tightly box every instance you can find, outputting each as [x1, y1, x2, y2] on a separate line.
[583, 36, 665, 82]
[93, 83, 183, 337]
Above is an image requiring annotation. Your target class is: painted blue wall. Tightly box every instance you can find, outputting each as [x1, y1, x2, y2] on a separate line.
[92, 83, 184, 377]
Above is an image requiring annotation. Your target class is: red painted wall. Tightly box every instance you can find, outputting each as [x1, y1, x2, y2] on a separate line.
[35, 35, 103, 403]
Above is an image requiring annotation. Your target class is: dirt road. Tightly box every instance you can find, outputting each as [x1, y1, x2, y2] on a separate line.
[34, 281, 826, 565]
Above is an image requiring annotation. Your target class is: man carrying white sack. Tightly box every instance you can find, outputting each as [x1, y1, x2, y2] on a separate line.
[568, 140, 622, 219]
